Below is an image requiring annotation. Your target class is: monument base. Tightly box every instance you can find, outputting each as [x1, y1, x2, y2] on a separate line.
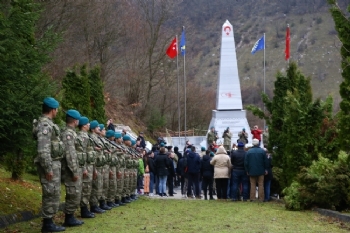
[203, 110, 252, 147]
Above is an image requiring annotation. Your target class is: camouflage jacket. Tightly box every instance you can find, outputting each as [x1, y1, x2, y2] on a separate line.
[33, 115, 64, 174]
[61, 125, 80, 177]
[76, 131, 96, 167]
[89, 133, 106, 167]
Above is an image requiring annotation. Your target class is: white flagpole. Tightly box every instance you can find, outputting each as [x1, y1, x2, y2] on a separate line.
[263, 33, 266, 132]
[183, 26, 187, 143]
[176, 35, 181, 142]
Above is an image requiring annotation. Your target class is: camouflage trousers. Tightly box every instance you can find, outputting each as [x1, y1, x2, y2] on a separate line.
[80, 164, 94, 208]
[102, 164, 109, 200]
[37, 160, 61, 218]
[90, 166, 104, 206]
[131, 168, 137, 194]
[64, 167, 83, 214]
[115, 168, 124, 200]
[107, 166, 117, 202]
[122, 169, 130, 197]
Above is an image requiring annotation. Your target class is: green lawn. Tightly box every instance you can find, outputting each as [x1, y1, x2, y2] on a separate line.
[3, 198, 350, 233]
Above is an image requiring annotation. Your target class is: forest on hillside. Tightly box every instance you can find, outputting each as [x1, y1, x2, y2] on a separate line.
[37, 0, 350, 134]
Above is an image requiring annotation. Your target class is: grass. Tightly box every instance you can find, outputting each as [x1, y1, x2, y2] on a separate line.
[0, 166, 65, 216]
[3, 198, 350, 233]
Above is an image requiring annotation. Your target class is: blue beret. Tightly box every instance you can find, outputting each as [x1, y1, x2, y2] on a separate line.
[78, 116, 89, 126]
[123, 135, 131, 141]
[114, 132, 122, 139]
[201, 147, 206, 151]
[106, 130, 115, 138]
[238, 142, 245, 147]
[90, 120, 99, 130]
[43, 97, 59, 109]
[210, 126, 215, 129]
[242, 128, 245, 130]
[66, 109, 81, 120]
[160, 142, 165, 147]
[131, 139, 136, 146]
[210, 152, 215, 157]
[99, 124, 105, 130]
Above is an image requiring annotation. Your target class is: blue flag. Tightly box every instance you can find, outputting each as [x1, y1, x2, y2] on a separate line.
[251, 35, 264, 54]
[180, 28, 186, 56]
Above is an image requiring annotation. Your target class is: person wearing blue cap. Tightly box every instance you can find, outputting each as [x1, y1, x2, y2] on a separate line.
[238, 128, 249, 145]
[76, 117, 95, 219]
[230, 142, 249, 201]
[122, 134, 133, 202]
[105, 130, 119, 208]
[60, 109, 85, 227]
[222, 127, 232, 151]
[88, 120, 108, 213]
[34, 97, 65, 232]
[96, 124, 113, 210]
[113, 132, 128, 205]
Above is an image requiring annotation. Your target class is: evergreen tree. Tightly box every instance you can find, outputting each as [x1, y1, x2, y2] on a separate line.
[61, 65, 91, 118]
[0, 0, 59, 179]
[247, 62, 338, 189]
[89, 66, 106, 124]
[328, 0, 350, 152]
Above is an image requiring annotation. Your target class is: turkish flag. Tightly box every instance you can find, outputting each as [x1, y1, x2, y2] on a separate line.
[285, 26, 290, 61]
[166, 37, 177, 59]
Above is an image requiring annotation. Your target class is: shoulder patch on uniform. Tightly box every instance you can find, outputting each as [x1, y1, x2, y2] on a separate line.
[43, 129, 48, 135]
[67, 135, 71, 140]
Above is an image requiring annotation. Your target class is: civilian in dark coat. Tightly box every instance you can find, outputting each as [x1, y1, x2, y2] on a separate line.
[200, 150, 214, 200]
[167, 153, 176, 196]
[146, 151, 155, 195]
[138, 132, 146, 149]
[177, 154, 188, 196]
[174, 147, 182, 187]
[264, 151, 273, 201]
[244, 139, 268, 201]
[187, 146, 201, 198]
[230, 142, 249, 201]
[154, 147, 171, 197]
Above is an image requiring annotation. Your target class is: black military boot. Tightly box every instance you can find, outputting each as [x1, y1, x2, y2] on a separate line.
[90, 205, 105, 214]
[99, 200, 112, 210]
[81, 206, 95, 218]
[114, 199, 120, 207]
[63, 213, 84, 227]
[107, 201, 117, 208]
[126, 196, 133, 202]
[123, 196, 131, 203]
[132, 194, 138, 200]
[41, 218, 65, 232]
[116, 198, 124, 206]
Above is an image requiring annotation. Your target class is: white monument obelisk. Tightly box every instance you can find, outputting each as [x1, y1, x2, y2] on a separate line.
[206, 20, 251, 146]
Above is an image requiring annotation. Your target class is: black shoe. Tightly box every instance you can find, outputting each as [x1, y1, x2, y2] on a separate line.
[123, 197, 131, 203]
[90, 205, 105, 214]
[116, 199, 125, 206]
[99, 200, 112, 210]
[63, 213, 84, 227]
[41, 218, 65, 232]
[107, 201, 117, 208]
[81, 206, 95, 218]
[162, 193, 168, 197]
[173, 192, 177, 194]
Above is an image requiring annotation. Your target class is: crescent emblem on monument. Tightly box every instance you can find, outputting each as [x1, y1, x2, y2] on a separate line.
[224, 26, 231, 35]
[221, 92, 235, 98]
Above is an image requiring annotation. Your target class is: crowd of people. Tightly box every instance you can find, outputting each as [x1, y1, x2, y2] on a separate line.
[33, 97, 272, 233]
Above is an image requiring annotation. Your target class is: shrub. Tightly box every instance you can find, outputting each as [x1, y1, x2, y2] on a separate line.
[283, 151, 350, 211]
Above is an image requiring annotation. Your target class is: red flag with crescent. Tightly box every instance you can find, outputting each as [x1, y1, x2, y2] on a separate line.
[166, 37, 178, 59]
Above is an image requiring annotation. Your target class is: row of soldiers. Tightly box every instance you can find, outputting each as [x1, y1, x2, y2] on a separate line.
[33, 97, 142, 233]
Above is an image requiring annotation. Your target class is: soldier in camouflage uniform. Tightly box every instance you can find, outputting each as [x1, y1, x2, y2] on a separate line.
[88, 121, 107, 213]
[76, 116, 95, 218]
[130, 140, 139, 200]
[33, 97, 65, 232]
[105, 130, 118, 208]
[97, 124, 112, 210]
[61, 109, 84, 227]
[114, 132, 126, 205]
[122, 135, 132, 203]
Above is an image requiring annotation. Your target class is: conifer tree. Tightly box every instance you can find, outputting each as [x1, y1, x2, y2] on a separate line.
[89, 66, 106, 124]
[328, 0, 350, 152]
[0, 0, 59, 179]
[61, 65, 91, 117]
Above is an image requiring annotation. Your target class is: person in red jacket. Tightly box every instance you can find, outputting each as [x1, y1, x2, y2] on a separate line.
[251, 125, 263, 146]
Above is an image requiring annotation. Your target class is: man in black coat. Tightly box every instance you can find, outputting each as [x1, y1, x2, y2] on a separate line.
[186, 146, 201, 199]
[137, 132, 146, 149]
[230, 141, 249, 201]
[167, 152, 176, 196]
[200, 150, 214, 200]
